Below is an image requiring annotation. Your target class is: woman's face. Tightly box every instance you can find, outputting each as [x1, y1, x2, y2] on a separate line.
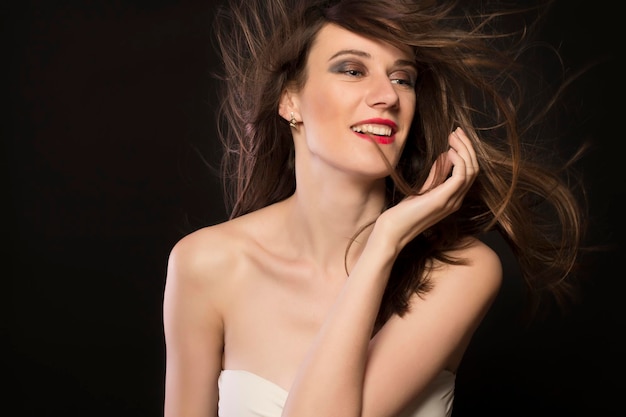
[288, 23, 417, 180]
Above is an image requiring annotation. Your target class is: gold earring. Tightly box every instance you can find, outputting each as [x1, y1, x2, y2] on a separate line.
[289, 112, 297, 128]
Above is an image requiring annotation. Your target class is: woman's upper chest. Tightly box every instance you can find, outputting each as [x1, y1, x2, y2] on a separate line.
[220, 256, 346, 388]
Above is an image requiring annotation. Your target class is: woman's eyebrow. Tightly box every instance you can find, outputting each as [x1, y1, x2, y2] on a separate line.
[328, 49, 417, 71]
[328, 49, 370, 61]
[395, 59, 418, 71]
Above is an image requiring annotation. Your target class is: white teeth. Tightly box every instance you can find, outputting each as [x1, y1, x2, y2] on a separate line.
[351, 124, 392, 136]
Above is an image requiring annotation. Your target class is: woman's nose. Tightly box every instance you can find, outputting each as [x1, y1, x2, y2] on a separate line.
[365, 75, 400, 108]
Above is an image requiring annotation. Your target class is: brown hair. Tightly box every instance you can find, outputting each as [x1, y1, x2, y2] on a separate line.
[211, 0, 588, 327]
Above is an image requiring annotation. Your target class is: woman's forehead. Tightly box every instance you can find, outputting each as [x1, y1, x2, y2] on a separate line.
[310, 23, 414, 62]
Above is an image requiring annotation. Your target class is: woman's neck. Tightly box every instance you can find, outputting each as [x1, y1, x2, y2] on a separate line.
[279, 179, 386, 275]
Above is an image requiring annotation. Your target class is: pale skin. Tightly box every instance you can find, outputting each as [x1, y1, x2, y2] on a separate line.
[163, 23, 502, 417]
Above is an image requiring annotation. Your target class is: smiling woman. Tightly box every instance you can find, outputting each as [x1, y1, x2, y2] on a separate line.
[162, 1, 590, 416]
[281, 23, 416, 178]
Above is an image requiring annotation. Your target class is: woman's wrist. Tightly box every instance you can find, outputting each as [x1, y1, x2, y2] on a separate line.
[362, 223, 403, 268]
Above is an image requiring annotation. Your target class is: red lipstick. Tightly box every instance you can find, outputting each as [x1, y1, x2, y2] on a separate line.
[351, 118, 398, 145]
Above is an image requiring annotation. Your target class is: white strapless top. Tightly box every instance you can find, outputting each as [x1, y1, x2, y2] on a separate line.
[218, 369, 455, 417]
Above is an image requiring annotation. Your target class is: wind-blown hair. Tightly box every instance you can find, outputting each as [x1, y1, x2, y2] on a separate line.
[211, 0, 588, 327]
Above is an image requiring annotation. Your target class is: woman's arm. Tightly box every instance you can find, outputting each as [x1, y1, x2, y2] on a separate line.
[163, 231, 225, 417]
[361, 240, 501, 416]
[282, 128, 493, 417]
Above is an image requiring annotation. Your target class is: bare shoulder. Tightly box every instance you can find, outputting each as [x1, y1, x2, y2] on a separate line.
[168, 222, 240, 277]
[166, 217, 254, 291]
[432, 236, 502, 290]
[165, 205, 278, 301]
[419, 236, 503, 323]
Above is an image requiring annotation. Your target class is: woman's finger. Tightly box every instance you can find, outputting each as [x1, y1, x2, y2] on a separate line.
[451, 128, 479, 175]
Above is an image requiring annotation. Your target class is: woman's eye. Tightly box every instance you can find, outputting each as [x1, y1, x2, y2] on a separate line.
[338, 65, 364, 77]
[345, 69, 363, 76]
[391, 71, 416, 88]
[391, 78, 414, 87]
[331, 61, 366, 78]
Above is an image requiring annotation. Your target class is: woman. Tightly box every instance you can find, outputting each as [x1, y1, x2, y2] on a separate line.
[163, 0, 586, 416]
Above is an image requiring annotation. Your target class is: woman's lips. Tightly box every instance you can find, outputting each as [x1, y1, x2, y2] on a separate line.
[352, 131, 396, 144]
[351, 118, 398, 144]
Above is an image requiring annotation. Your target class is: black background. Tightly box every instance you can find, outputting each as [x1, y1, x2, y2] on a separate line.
[6, 1, 624, 416]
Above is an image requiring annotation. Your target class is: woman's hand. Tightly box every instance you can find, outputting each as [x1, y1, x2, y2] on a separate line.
[373, 127, 479, 252]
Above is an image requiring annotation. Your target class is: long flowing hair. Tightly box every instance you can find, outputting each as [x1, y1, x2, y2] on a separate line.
[211, 0, 589, 327]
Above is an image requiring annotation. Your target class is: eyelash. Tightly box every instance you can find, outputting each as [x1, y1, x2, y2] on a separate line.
[336, 64, 416, 88]
[391, 77, 415, 87]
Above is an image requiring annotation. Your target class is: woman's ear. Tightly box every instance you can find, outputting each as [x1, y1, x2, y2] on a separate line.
[279, 87, 300, 123]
